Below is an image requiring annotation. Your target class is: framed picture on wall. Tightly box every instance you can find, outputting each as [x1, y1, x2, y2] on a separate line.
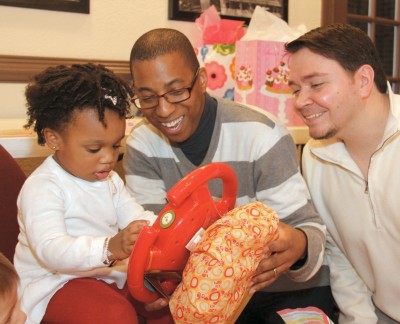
[0, 0, 89, 14]
[168, 0, 288, 25]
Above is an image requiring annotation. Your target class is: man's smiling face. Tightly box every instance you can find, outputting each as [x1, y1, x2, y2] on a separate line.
[289, 48, 361, 140]
[132, 51, 208, 143]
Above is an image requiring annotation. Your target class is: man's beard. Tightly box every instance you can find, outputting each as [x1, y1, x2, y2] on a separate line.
[312, 127, 338, 140]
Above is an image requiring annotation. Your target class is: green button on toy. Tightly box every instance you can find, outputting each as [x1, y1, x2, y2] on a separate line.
[159, 210, 175, 228]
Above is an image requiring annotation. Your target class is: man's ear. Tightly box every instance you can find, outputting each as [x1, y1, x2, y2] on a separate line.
[43, 128, 61, 151]
[356, 64, 375, 98]
[198, 67, 208, 93]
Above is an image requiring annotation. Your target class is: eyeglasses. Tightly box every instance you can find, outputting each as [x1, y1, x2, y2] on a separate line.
[132, 68, 200, 110]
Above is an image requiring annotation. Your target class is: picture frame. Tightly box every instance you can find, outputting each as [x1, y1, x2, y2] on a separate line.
[168, 0, 287, 25]
[0, 0, 89, 14]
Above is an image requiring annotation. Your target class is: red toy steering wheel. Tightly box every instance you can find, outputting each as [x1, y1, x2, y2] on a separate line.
[127, 162, 238, 303]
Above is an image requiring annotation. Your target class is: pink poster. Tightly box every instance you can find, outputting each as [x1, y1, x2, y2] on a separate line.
[234, 40, 304, 126]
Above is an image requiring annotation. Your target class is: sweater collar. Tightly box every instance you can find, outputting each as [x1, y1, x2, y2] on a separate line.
[177, 93, 217, 166]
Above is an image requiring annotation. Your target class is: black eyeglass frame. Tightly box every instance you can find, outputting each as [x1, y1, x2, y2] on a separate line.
[132, 68, 200, 110]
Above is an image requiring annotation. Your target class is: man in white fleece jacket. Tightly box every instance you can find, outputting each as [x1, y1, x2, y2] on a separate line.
[286, 23, 400, 323]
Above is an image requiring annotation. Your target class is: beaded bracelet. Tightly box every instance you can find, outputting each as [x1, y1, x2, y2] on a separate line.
[102, 237, 115, 267]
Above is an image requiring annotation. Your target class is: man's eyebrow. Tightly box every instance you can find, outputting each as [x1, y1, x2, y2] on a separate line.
[136, 78, 185, 93]
[289, 72, 328, 86]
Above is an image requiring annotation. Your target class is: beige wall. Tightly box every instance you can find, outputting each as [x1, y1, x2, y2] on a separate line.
[0, 0, 321, 118]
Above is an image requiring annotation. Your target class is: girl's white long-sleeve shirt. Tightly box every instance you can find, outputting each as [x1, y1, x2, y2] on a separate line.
[14, 156, 156, 324]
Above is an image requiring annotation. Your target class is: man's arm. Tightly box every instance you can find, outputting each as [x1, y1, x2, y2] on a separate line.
[253, 128, 326, 283]
[326, 234, 377, 323]
[302, 143, 377, 323]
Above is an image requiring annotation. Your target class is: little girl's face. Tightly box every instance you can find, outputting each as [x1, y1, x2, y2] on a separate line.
[0, 286, 26, 324]
[52, 108, 126, 182]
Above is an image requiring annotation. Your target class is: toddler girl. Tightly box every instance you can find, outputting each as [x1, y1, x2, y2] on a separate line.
[14, 64, 171, 323]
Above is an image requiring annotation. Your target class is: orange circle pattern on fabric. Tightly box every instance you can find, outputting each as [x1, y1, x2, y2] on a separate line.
[169, 201, 279, 323]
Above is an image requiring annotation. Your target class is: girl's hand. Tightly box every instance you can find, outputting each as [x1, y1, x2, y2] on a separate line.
[108, 220, 150, 260]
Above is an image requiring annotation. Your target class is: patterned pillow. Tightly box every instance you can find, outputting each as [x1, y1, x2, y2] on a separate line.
[169, 201, 279, 323]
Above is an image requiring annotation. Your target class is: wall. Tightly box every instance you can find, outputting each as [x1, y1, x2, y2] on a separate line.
[0, 0, 321, 118]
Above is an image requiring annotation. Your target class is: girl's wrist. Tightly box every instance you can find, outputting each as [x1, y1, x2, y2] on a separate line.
[102, 236, 116, 267]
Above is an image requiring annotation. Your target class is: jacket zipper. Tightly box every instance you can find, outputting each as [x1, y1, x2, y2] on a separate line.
[363, 129, 399, 226]
[313, 129, 399, 229]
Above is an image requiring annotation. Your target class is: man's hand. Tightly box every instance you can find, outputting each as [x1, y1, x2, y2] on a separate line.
[249, 222, 307, 293]
[144, 298, 169, 311]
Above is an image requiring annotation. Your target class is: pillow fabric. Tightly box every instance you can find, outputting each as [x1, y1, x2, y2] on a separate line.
[169, 201, 279, 323]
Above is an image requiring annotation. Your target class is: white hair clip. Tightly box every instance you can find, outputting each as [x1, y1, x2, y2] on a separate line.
[104, 94, 118, 106]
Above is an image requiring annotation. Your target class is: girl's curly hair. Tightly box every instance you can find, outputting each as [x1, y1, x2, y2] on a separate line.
[25, 63, 133, 145]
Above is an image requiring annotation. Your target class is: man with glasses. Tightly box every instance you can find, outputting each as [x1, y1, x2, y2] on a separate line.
[131, 68, 200, 112]
[124, 28, 335, 322]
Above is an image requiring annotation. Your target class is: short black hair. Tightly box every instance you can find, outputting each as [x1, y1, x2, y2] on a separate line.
[25, 63, 133, 144]
[129, 28, 199, 82]
[285, 23, 387, 93]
